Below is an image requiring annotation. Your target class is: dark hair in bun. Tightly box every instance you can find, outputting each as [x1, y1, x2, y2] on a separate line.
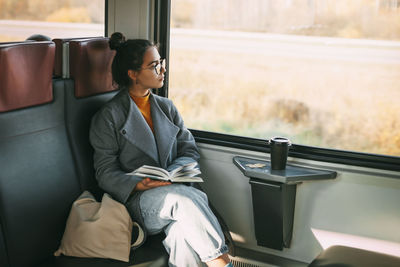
[109, 32, 156, 87]
[109, 32, 126, 50]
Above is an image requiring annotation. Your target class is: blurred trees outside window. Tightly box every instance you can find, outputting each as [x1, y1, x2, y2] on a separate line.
[0, 0, 104, 41]
[169, 0, 400, 157]
[171, 0, 400, 41]
[0, 0, 104, 23]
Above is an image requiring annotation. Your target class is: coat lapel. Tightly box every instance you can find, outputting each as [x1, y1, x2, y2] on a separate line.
[120, 92, 159, 164]
[151, 95, 179, 169]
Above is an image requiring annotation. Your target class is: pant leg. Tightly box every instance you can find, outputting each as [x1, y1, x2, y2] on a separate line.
[163, 221, 205, 267]
[139, 184, 228, 266]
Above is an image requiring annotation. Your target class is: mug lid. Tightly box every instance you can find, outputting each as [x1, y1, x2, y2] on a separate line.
[268, 137, 291, 145]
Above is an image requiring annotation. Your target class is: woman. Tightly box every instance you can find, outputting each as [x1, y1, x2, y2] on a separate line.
[90, 32, 232, 267]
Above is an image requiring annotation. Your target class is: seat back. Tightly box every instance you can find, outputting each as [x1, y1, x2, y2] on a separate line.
[65, 37, 118, 199]
[0, 42, 81, 267]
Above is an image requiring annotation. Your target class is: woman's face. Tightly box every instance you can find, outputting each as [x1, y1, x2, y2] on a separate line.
[135, 46, 166, 90]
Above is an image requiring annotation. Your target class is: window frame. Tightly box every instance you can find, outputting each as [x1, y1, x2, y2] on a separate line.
[105, 0, 109, 37]
[155, 0, 400, 173]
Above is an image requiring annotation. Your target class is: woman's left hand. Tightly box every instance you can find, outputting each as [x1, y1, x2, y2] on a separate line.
[134, 178, 171, 191]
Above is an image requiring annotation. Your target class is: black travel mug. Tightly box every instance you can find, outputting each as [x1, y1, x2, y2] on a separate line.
[268, 137, 291, 170]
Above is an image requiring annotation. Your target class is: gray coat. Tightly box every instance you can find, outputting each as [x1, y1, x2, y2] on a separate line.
[89, 88, 200, 240]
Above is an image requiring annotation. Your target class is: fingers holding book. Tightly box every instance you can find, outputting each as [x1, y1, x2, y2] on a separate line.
[134, 177, 172, 191]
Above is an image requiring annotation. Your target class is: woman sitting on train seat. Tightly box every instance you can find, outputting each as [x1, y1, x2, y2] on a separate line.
[90, 32, 232, 267]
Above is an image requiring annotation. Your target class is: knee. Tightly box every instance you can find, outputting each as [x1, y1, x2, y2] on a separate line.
[160, 186, 208, 218]
[169, 189, 201, 208]
[175, 184, 208, 203]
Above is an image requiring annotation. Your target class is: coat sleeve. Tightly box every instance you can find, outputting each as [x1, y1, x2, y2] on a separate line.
[89, 108, 141, 203]
[166, 103, 201, 172]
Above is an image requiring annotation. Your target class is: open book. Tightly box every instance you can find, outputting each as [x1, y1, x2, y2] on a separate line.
[128, 161, 203, 183]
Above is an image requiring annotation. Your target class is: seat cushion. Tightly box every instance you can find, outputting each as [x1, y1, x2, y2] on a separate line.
[309, 245, 400, 267]
[39, 234, 169, 267]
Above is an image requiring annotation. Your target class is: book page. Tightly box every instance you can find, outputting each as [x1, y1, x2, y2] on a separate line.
[131, 165, 170, 178]
[169, 161, 198, 176]
[133, 173, 169, 181]
[170, 176, 203, 183]
[174, 168, 201, 178]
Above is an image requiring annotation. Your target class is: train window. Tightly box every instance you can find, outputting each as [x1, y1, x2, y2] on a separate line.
[168, 0, 400, 157]
[0, 0, 104, 42]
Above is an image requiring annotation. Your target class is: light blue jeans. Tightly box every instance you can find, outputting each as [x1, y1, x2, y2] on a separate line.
[139, 184, 228, 267]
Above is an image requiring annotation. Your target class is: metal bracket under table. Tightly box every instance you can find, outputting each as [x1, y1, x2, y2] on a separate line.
[233, 156, 337, 250]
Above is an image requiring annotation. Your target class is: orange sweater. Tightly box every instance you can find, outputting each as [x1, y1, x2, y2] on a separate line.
[130, 91, 154, 133]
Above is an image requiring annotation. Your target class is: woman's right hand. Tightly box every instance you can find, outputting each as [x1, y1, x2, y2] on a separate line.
[134, 178, 171, 191]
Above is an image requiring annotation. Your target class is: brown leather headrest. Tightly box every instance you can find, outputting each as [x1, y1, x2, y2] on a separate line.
[52, 37, 102, 77]
[69, 38, 117, 98]
[0, 42, 55, 112]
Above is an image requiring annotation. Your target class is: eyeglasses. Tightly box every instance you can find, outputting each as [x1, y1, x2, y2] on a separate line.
[141, 59, 166, 75]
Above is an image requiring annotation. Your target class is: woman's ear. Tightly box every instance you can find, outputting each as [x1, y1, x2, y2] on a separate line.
[128, 69, 138, 83]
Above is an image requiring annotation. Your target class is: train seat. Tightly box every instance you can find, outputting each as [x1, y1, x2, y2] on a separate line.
[64, 37, 118, 199]
[0, 41, 82, 267]
[0, 40, 168, 266]
[60, 37, 168, 266]
[309, 245, 400, 267]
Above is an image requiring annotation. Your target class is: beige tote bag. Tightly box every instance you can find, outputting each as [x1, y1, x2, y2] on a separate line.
[55, 191, 144, 262]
